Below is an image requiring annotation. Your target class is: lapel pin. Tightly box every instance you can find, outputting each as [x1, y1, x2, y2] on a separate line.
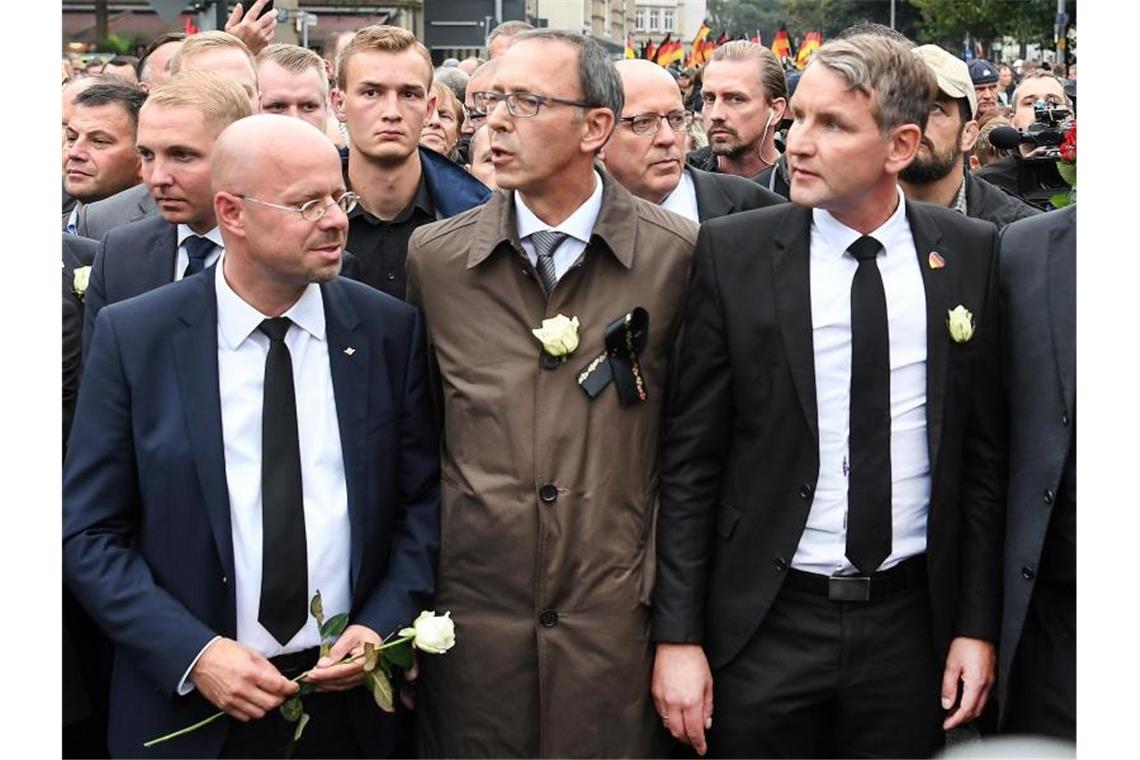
[928, 251, 945, 270]
[343, 347, 356, 356]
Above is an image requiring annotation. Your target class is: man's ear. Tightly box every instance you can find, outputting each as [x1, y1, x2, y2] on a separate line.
[582, 107, 616, 155]
[885, 123, 923, 175]
[959, 119, 980, 154]
[769, 96, 788, 124]
[214, 191, 246, 239]
[330, 88, 347, 124]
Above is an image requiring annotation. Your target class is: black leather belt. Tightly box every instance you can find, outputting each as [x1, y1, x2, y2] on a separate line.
[783, 554, 928, 602]
[268, 646, 321, 678]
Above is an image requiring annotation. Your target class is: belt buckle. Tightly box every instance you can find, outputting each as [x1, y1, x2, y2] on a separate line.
[828, 575, 871, 602]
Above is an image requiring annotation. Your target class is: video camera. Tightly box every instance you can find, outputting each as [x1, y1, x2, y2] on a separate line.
[987, 99, 1075, 209]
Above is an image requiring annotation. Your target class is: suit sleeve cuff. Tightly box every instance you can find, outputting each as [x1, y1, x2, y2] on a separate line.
[176, 635, 222, 696]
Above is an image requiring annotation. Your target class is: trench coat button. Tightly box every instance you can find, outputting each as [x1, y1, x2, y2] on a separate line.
[539, 609, 558, 627]
[774, 557, 787, 571]
[222, 576, 228, 585]
[540, 353, 561, 371]
[1044, 489, 1055, 505]
[386, 272, 397, 281]
[1021, 566, 1036, 581]
[1061, 412, 1070, 426]
[539, 484, 558, 503]
[799, 484, 813, 500]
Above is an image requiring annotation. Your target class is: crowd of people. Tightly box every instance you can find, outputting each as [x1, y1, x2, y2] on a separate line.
[61, 4, 1076, 758]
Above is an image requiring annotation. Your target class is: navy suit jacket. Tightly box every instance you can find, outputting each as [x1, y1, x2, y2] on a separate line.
[83, 215, 362, 358]
[63, 268, 440, 757]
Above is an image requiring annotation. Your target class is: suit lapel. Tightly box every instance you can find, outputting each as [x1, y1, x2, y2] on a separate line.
[689, 169, 732, 222]
[172, 267, 235, 583]
[322, 280, 370, 591]
[148, 220, 180, 285]
[905, 201, 950, 469]
[1047, 209, 1076, 412]
[773, 206, 819, 443]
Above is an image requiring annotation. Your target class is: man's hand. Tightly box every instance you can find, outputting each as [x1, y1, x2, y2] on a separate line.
[940, 636, 995, 730]
[652, 643, 714, 756]
[399, 649, 419, 710]
[302, 624, 382, 692]
[225, 0, 277, 55]
[189, 638, 299, 721]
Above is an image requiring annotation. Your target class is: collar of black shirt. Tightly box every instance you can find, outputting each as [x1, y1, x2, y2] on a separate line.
[346, 169, 436, 225]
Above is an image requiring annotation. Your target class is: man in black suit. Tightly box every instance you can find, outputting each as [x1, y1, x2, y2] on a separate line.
[604, 59, 784, 222]
[63, 114, 440, 758]
[997, 206, 1076, 741]
[82, 71, 254, 357]
[652, 34, 1004, 758]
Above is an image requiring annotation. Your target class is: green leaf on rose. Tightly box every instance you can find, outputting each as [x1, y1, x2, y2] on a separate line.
[309, 591, 325, 628]
[293, 712, 310, 742]
[1050, 191, 1073, 209]
[384, 639, 414, 670]
[1057, 162, 1076, 187]
[367, 667, 395, 712]
[363, 642, 378, 672]
[320, 613, 349, 641]
[280, 695, 303, 722]
[298, 680, 317, 696]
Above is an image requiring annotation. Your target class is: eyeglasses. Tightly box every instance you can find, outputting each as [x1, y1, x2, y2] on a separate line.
[466, 108, 488, 127]
[240, 191, 359, 222]
[471, 90, 596, 118]
[618, 110, 694, 136]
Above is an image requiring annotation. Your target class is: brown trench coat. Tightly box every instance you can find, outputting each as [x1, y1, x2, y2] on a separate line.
[406, 171, 697, 757]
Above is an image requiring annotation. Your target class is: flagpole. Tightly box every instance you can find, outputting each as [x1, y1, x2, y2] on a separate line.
[890, 0, 896, 30]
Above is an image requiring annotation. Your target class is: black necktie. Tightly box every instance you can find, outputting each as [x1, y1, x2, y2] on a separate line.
[257, 317, 308, 645]
[846, 235, 892, 575]
[183, 235, 214, 278]
[530, 230, 567, 296]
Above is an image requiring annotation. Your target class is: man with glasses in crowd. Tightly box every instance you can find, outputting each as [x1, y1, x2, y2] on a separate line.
[604, 59, 783, 222]
[65, 114, 440, 758]
[331, 25, 490, 301]
[407, 29, 698, 757]
[457, 59, 497, 164]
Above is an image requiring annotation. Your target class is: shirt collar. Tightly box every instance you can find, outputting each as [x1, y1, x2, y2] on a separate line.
[215, 260, 326, 351]
[346, 169, 436, 224]
[811, 185, 908, 259]
[514, 170, 604, 245]
[177, 224, 224, 249]
[951, 179, 968, 216]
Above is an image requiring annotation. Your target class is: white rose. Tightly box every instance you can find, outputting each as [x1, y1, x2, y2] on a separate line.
[73, 266, 92, 299]
[947, 305, 975, 343]
[398, 610, 455, 654]
[531, 314, 580, 358]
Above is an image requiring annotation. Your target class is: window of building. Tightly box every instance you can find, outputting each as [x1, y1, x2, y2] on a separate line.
[663, 9, 674, 32]
[636, 7, 647, 30]
[648, 8, 659, 31]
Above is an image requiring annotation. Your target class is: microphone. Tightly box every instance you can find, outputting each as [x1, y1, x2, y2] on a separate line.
[988, 126, 1024, 151]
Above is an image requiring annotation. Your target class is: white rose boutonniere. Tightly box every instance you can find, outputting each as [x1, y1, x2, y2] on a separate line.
[947, 305, 975, 343]
[532, 314, 580, 359]
[72, 266, 92, 300]
[399, 610, 456, 654]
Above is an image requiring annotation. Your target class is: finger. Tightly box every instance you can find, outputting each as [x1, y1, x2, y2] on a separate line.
[306, 660, 362, 683]
[400, 685, 415, 711]
[664, 707, 688, 744]
[226, 4, 244, 26]
[943, 679, 980, 730]
[405, 658, 420, 684]
[227, 695, 269, 721]
[940, 661, 961, 711]
[703, 678, 714, 730]
[682, 703, 708, 756]
[250, 663, 296, 696]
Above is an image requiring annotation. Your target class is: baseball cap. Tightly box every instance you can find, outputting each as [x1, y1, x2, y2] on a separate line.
[968, 58, 1000, 86]
[914, 44, 977, 119]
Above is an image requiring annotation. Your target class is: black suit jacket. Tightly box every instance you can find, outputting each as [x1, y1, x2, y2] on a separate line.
[63, 268, 440, 757]
[996, 206, 1075, 722]
[688, 167, 785, 222]
[654, 200, 1006, 669]
[83, 215, 361, 358]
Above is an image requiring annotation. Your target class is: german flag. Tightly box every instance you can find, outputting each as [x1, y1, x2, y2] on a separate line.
[795, 31, 822, 69]
[642, 37, 657, 62]
[686, 21, 714, 67]
[625, 36, 636, 59]
[655, 34, 684, 68]
[771, 25, 792, 60]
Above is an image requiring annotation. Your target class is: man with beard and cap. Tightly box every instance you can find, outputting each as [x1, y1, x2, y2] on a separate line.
[900, 45, 1038, 229]
[605, 59, 783, 222]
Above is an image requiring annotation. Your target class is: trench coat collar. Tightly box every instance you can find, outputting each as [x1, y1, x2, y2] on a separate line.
[467, 167, 637, 271]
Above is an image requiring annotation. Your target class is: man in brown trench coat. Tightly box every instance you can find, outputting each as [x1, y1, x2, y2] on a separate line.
[406, 30, 697, 757]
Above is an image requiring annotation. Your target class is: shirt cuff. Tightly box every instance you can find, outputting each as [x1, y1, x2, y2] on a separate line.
[176, 635, 222, 696]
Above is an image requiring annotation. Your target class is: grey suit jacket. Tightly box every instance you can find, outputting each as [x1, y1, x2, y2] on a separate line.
[996, 205, 1076, 722]
[74, 184, 157, 240]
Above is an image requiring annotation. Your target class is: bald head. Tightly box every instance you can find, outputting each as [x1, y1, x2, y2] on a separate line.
[615, 58, 683, 95]
[213, 114, 339, 194]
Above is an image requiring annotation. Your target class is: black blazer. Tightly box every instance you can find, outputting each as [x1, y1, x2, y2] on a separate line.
[654, 200, 1006, 669]
[83, 216, 362, 358]
[688, 167, 785, 222]
[996, 206, 1075, 722]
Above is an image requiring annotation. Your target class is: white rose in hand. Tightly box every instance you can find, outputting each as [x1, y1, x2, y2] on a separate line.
[399, 611, 456, 654]
[531, 314, 580, 358]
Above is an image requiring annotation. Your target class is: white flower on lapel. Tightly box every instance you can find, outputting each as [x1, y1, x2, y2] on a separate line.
[532, 314, 580, 358]
[72, 266, 92, 300]
[947, 305, 975, 343]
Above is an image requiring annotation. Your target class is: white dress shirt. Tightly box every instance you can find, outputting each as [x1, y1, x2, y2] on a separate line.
[660, 169, 700, 222]
[174, 224, 224, 281]
[794, 186, 931, 576]
[176, 267, 352, 694]
[515, 170, 604, 283]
